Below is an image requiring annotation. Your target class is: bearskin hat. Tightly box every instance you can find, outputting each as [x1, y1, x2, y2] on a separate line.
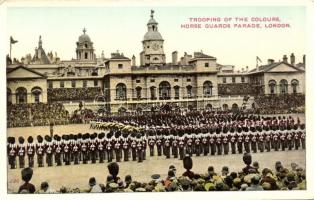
[7, 137, 15, 144]
[243, 153, 252, 166]
[18, 136, 25, 144]
[77, 133, 82, 139]
[27, 136, 33, 143]
[107, 162, 119, 178]
[183, 156, 193, 171]
[44, 135, 50, 142]
[69, 134, 74, 140]
[53, 135, 59, 141]
[73, 135, 78, 141]
[21, 167, 33, 183]
[37, 135, 43, 143]
[300, 124, 305, 130]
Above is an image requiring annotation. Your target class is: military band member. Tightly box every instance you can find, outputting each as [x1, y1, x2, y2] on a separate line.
[286, 130, 293, 150]
[237, 131, 243, 154]
[273, 130, 279, 151]
[7, 137, 17, 169]
[97, 133, 105, 163]
[122, 133, 129, 162]
[114, 135, 122, 162]
[186, 134, 193, 157]
[244, 132, 251, 153]
[251, 131, 257, 153]
[280, 131, 286, 151]
[172, 134, 179, 158]
[17, 137, 26, 168]
[230, 130, 236, 154]
[216, 134, 222, 155]
[106, 133, 114, 163]
[148, 133, 156, 157]
[89, 134, 97, 164]
[164, 135, 171, 158]
[136, 134, 143, 163]
[209, 134, 216, 155]
[63, 135, 71, 165]
[36, 135, 45, 167]
[156, 133, 163, 156]
[178, 133, 185, 160]
[81, 135, 89, 164]
[27, 136, 35, 168]
[201, 133, 209, 156]
[194, 134, 201, 156]
[130, 133, 137, 161]
[265, 131, 271, 152]
[293, 128, 300, 150]
[142, 132, 147, 160]
[257, 130, 264, 153]
[44, 136, 54, 167]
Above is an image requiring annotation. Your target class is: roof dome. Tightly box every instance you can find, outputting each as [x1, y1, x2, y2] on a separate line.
[78, 28, 91, 43]
[147, 18, 158, 25]
[143, 31, 163, 41]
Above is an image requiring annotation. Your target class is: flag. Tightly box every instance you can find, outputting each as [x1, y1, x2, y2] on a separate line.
[256, 56, 262, 63]
[10, 36, 18, 44]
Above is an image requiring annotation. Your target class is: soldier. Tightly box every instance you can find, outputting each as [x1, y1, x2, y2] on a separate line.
[237, 128, 244, 154]
[171, 133, 179, 158]
[122, 133, 129, 162]
[186, 134, 193, 157]
[136, 134, 143, 163]
[216, 133, 222, 155]
[81, 134, 89, 164]
[148, 132, 156, 157]
[194, 134, 201, 156]
[89, 134, 97, 164]
[300, 124, 305, 149]
[44, 135, 54, 167]
[201, 133, 209, 156]
[265, 129, 271, 152]
[26, 136, 35, 168]
[251, 130, 257, 153]
[97, 133, 105, 163]
[141, 132, 147, 160]
[7, 137, 17, 169]
[72, 135, 80, 165]
[178, 132, 185, 160]
[286, 129, 293, 150]
[17, 137, 26, 168]
[209, 133, 216, 155]
[280, 130, 286, 151]
[244, 132, 251, 153]
[114, 132, 122, 162]
[54, 135, 62, 166]
[63, 135, 71, 165]
[36, 135, 45, 167]
[273, 129, 279, 151]
[106, 132, 114, 163]
[130, 133, 137, 161]
[222, 133, 229, 155]
[156, 132, 163, 156]
[164, 134, 171, 159]
[229, 129, 236, 154]
[293, 125, 300, 150]
[257, 129, 264, 153]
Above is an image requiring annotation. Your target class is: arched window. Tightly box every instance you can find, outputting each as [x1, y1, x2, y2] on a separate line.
[136, 87, 142, 99]
[116, 83, 127, 100]
[222, 104, 228, 111]
[174, 86, 180, 99]
[232, 103, 239, 111]
[291, 79, 299, 94]
[279, 79, 288, 94]
[150, 86, 156, 100]
[16, 87, 27, 104]
[159, 81, 171, 100]
[31, 87, 42, 103]
[7, 88, 12, 104]
[153, 57, 159, 61]
[84, 52, 88, 59]
[268, 80, 277, 94]
[186, 85, 193, 98]
[203, 81, 213, 97]
[206, 104, 213, 110]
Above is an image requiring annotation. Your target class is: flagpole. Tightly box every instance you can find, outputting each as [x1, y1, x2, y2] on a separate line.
[10, 42, 12, 59]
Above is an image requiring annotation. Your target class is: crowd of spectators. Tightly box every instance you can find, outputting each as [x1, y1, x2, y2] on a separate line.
[218, 83, 253, 96]
[7, 103, 70, 127]
[254, 94, 305, 114]
[16, 154, 306, 194]
[70, 108, 96, 124]
[47, 87, 102, 102]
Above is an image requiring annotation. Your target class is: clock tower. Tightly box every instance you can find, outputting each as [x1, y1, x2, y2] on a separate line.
[141, 10, 166, 66]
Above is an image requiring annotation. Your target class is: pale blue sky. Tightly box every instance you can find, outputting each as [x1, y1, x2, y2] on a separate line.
[7, 6, 305, 69]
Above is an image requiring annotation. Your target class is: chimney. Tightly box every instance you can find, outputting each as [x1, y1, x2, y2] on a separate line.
[267, 59, 274, 65]
[290, 53, 295, 66]
[246, 66, 248, 72]
[303, 54, 305, 65]
[283, 55, 288, 63]
[132, 55, 136, 66]
[172, 51, 178, 65]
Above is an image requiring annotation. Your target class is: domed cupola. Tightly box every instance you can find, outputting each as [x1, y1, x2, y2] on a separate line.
[76, 28, 95, 61]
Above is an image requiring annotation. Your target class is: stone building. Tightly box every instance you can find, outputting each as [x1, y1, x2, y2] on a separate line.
[6, 10, 305, 114]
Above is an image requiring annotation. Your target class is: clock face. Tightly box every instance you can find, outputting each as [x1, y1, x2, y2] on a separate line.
[152, 43, 159, 50]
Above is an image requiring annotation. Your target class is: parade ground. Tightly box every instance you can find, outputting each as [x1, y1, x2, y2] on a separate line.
[7, 113, 306, 193]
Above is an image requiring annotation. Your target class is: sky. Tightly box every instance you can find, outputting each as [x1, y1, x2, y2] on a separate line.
[6, 6, 305, 70]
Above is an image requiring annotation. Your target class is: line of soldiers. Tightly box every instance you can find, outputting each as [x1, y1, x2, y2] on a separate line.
[7, 131, 147, 169]
[146, 123, 305, 160]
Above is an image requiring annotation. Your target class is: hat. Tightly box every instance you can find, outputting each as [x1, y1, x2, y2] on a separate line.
[125, 175, 132, 183]
[89, 177, 96, 186]
[107, 162, 119, 178]
[262, 182, 271, 190]
[178, 176, 191, 186]
[27, 136, 33, 143]
[240, 183, 248, 191]
[18, 137, 25, 144]
[21, 167, 33, 182]
[204, 182, 215, 191]
[8, 137, 15, 144]
[243, 153, 252, 165]
[109, 182, 118, 189]
[151, 174, 160, 180]
[40, 182, 49, 190]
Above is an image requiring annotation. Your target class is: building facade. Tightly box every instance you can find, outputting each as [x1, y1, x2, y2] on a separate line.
[6, 10, 305, 114]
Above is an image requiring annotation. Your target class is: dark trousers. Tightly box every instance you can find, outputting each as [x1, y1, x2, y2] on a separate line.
[19, 156, 25, 168]
[37, 155, 44, 167]
[46, 154, 53, 166]
[28, 155, 34, 167]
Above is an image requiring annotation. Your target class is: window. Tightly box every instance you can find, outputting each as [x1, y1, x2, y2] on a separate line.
[16, 87, 27, 104]
[72, 80, 76, 88]
[60, 81, 64, 88]
[203, 81, 213, 97]
[174, 79, 178, 82]
[150, 86, 156, 100]
[94, 80, 98, 87]
[136, 87, 142, 99]
[116, 83, 127, 100]
[187, 78, 191, 82]
[118, 64, 123, 69]
[241, 77, 245, 83]
[136, 80, 141, 83]
[31, 87, 42, 104]
[223, 77, 226, 83]
[83, 80, 87, 88]
[150, 79, 155, 83]
[291, 79, 299, 94]
[174, 86, 180, 99]
[279, 79, 288, 94]
[159, 81, 171, 100]
[232, 77, 236, 83]
[48, 81, 53, 89]
[84, 52, 88, 59]
[85, 44, 88, 48]
[205, 63, 209, 67]
[186, 85, 192, 98]
[269, 80, 276, 94]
